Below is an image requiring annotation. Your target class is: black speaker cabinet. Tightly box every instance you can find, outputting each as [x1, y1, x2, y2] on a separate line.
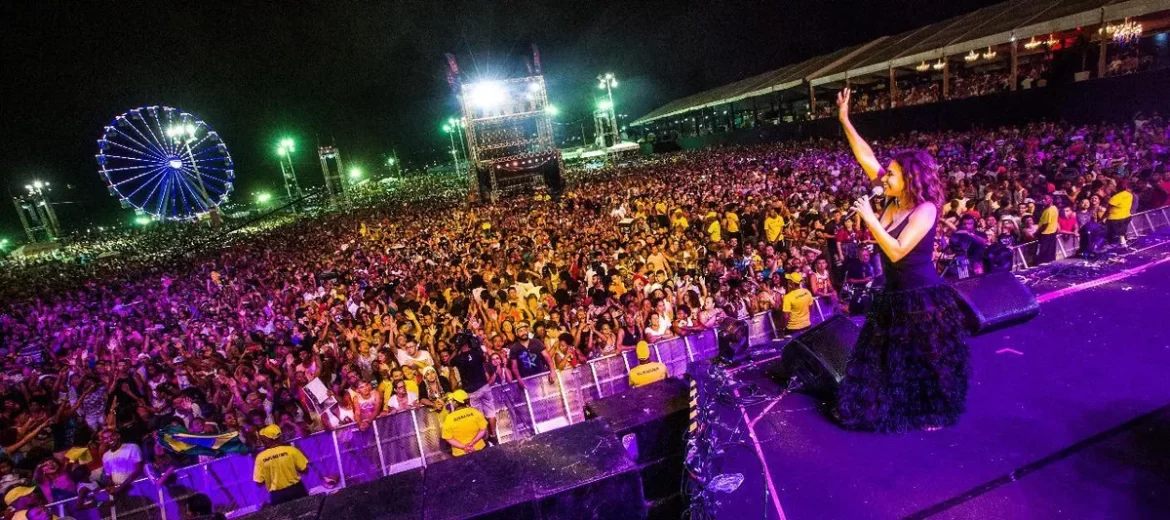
[777, 315, 861, 398]
[949, 271, 1039, 335]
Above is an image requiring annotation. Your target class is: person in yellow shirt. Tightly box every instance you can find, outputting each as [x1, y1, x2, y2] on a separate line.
[1106, 180, 1134, 246]
[1035, 195, 1060, 264]
[441, 390, 488, 456]
[723, 208, 740, 242]
[781, 273, 814, 334]
[628, 341, 668, 388]
[670, 209, 689, 233]
[764, 208, 785, 244]
[252, 425, 310, 505]
[705, 211, 722, 243]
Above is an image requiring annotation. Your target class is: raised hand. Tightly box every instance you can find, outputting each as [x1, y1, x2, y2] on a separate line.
[836, 88, 852, 120]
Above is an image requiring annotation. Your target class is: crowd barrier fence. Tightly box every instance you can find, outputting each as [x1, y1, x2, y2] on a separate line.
[44, 311, 805, 519]
[1008, 206, 1170, 271]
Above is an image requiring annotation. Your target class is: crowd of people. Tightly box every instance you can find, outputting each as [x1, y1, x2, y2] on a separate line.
[813, 61, 1053, 120]
[2, 108, 1170, 515]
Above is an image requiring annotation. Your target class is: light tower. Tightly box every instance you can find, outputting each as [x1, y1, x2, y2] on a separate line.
[318, 145, 346, 196]
[597, 72, 620, 145]
[277, 138, 303, 199]
[12, 181, 61, 242]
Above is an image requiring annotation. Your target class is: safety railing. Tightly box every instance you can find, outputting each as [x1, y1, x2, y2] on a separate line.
[1008, 206, 1170, 271]
[44, 311, 788, 519]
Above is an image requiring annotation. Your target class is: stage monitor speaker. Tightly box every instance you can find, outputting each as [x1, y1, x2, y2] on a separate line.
[316, 466, 425, 520]
[949, 271, 1039, 335]
[777, 315, 861, 398]
[238, 494, 325, 520]
[584, 377, 689, 465]
[423, 420, 645, 520]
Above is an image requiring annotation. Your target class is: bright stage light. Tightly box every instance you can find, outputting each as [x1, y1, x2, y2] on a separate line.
[598, 100, 613, 110]
[168, 159, 183, 169]
[469, 81, 507, 109]
[528, 81, 541, 92]
[545, 104, 559, 116]
[349, 167, 363, 179]
[135, 216, 151, 226]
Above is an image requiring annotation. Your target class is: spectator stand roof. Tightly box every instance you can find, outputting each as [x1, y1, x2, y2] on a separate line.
[632, 0, 1170, 126]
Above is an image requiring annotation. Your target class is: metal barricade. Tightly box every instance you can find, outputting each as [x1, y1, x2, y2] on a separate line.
[292, 425, 344, 492]
[333, 423, 382, 486]
[589, 354, 632, 399]
[656, 336, 691, 383]
[491, 381, 534, 443]
[413, 408, 452, 465]
[520, 371, 573, 433]
[688, 328, 719, 361]
[558, 364, 600, 424]
[747, 313, 772, 347]
[375, 410, 425, 475]
[1009, 206, 1170, 270]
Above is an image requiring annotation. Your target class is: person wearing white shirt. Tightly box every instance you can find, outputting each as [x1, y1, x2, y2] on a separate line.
[100, 429, 143, 494]
[395, 338, 434, 370]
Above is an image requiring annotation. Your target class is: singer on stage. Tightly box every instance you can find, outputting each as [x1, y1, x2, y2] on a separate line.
[832, 89, 971, 433]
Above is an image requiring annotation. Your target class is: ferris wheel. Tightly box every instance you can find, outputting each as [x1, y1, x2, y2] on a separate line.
[96, 106, 234, 221]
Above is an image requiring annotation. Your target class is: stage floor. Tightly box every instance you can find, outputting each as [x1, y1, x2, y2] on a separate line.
[730, 250, 1170, 519]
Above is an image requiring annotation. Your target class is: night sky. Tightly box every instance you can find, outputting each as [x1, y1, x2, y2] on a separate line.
[0, 0, 999, 239]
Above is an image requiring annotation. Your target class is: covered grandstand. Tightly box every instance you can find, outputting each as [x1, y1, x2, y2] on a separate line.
[632, 0, 1170, 134]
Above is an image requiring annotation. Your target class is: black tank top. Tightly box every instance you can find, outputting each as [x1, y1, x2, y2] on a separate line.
[881, 205, 942, 292]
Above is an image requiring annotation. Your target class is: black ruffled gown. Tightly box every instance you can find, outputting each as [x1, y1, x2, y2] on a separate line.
[834, 213, 971, 433]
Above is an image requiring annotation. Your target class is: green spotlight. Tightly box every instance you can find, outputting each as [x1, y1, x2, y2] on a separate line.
[349, 167, 363, 179]
[545, 104, 559, 116]
[256, 192, 273, 204]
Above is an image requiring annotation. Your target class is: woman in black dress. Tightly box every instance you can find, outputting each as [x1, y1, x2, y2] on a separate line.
[833, 88, 971, 433]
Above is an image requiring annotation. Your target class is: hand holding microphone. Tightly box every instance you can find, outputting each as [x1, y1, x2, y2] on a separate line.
[846, 186, 884, 222]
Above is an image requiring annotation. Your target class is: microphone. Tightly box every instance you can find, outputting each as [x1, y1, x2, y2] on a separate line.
[845, 186, 884, 220]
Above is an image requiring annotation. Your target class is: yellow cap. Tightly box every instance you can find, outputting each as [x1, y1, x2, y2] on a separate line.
[258, 424, 283, 440]
[449, 389, 470, 404]
[5, 485, 35, 506]
[785, 272, 804, 284]
[636, 341, 651, 361]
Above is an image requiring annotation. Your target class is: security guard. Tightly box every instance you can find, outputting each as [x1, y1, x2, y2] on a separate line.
[441, 390, 488, 457]
[628, 341, 668, 388]
[252, 424, 310, 505]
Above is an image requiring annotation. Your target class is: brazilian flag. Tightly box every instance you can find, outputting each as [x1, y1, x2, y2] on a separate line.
[154, 426, 251, 457]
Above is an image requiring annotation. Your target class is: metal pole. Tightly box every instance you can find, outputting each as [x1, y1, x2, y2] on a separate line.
[455, 124, 469, 172]
[606, 82, 619, 143]
[410, 408, 427, 467]
[942, 58, 950, 99]
[279, 159, 292, 199]
[1010, 40, 1019, 91]
[158, 484, 169, 520]
[447, 131, 459, 171]
[331, 430, 347, 489]
[683, 336, 695, 362]
[589, 361, 602, 395]
[554, 370, 573, 425]
[372, 417, 388, 477]
[1098, 10, 1108, 78]
[286, 152, 301, 197]
[520, 381, 539, 434]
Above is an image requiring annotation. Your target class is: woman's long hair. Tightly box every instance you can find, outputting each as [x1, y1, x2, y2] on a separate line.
[891, 150, 945, 209]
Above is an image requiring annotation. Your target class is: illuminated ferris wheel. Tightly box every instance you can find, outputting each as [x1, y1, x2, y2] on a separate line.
[96, 106, 234, 221]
